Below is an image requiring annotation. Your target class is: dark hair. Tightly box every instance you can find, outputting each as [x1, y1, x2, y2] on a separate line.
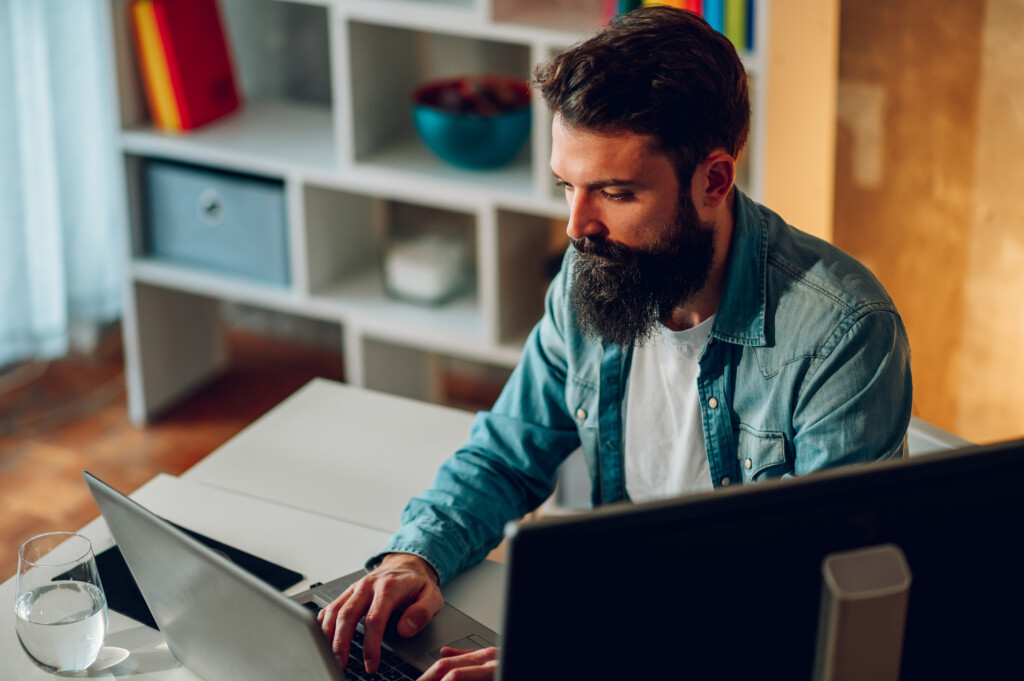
[533, 6, 750, 182]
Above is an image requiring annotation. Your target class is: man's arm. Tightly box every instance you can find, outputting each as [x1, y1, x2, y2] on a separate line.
[321, 256, 583, 674]
[369, 252, 585, 581]
[791, 306, 913, 471]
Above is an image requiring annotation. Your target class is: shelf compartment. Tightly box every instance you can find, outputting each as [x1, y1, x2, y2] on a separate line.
[112, 0, 338, 174]
[362, 338, 512, 408]
[492, 0, 605, 33]
[220, 0, 332, 108]
[126, 278, 343, 422]
[304, 185, 485, 342]
[346, 20, 534, 197]
[124, 154, 295, 293]
[495, 209, 566, 345]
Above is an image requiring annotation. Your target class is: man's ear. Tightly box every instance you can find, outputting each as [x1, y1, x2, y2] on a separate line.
[699, 152, 736, 208]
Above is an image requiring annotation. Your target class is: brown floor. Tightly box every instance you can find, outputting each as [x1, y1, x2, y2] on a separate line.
[0, 326, 345, 580]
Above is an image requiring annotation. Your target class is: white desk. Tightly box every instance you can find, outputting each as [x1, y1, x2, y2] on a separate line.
[184, 378, 478, 534]
[1, 380, 505, 679]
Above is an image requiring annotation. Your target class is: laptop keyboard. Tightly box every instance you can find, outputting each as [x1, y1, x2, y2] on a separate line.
[303, 603, 422, 681]
[346, 630, 422, 681]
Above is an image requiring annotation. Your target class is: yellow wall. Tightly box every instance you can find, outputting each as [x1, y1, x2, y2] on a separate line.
[762, 0, 841, 241]
[834, 0, 1024, 443]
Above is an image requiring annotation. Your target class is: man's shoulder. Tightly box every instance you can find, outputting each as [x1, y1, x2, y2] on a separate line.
[752, 201, 896, 316]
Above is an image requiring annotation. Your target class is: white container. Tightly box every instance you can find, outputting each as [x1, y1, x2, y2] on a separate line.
[383, 234, 468, 305]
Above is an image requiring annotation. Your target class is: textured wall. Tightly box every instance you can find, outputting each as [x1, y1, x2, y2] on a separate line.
[834, 0, 1024, 443]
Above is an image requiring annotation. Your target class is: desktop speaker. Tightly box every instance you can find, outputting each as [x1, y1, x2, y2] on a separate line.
[813, 543, 912, 681]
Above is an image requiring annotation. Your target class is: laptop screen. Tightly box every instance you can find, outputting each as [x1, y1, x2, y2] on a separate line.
[83, 472, 344, 681]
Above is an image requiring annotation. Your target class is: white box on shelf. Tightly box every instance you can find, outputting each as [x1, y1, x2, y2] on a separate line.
[384, 234, 469, 305]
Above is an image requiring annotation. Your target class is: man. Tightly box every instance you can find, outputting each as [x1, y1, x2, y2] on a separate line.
[320, 7, 913, 680]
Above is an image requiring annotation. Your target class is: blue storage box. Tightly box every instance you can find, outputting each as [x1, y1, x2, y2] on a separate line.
[144, 160, 290, 286]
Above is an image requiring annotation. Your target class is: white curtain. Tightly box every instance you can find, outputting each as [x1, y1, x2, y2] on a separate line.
[0, 0, 124, 368]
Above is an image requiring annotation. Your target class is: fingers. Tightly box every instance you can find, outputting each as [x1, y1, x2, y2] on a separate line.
[317, 581, 366, 664]
[318, 554, 443, 675]
[362, 573, 444, 673]
[397, 585, 445, 637]
[417, 647, 499, 681]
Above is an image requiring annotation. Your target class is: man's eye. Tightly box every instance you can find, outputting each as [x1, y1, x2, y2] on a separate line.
[556, 180, 572, 192]
[601, 190, 633, 201]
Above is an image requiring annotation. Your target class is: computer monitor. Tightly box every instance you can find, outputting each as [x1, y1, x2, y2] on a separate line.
[501, 438, 1024, 680]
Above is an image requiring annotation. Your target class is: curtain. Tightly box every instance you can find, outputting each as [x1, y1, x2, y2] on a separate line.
[0, 0, 123, 369]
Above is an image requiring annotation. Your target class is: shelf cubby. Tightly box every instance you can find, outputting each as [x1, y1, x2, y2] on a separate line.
[112, 0, 339, 175]
[491, 0, 605, 34]
[494, 209, 565, 345]
[362, 337, 513, 408]
[304, 185, 485, 344]
[345, 20, 534, 196]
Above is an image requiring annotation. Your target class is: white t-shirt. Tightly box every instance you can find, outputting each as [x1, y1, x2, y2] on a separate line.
[624, 315, 715, 502]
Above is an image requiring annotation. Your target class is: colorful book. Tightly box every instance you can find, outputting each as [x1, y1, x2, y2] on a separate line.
[129, 0, 240, 132]
[723, 0, 747, 51]
[641, 1, 686, 8]
[703, 0, 724, 31]
[745, 0, 755, 50]
[131, 0, 179, 130]
[606, 0, 642, 23]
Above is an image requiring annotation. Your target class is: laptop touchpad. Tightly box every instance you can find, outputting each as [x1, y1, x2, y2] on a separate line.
[428, 634, 496, 660]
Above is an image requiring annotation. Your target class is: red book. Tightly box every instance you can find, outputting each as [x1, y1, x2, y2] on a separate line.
[144, 0, 240, 131]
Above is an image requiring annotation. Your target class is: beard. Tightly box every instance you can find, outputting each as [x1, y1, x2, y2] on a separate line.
[568, 192, 716, 348]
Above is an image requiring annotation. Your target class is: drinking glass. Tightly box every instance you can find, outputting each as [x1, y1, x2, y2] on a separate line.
[14, 532, 108, 674]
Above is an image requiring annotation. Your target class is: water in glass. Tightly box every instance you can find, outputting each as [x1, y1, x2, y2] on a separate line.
[15, 532, 108, 673]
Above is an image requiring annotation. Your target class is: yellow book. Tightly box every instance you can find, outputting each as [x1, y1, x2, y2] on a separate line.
[131, 0, 181, 131]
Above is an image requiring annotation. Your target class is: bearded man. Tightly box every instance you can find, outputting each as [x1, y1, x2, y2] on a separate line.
[319, 7, 913, 680]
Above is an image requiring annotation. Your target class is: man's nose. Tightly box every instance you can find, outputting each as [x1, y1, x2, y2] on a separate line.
[565, 191, 605, 241]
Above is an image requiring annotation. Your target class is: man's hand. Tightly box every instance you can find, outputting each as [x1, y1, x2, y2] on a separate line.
[317, 553, 443, 675]
[417, 646, 499, 681]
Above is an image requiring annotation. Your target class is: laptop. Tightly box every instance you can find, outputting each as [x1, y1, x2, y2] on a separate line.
[83, 471, 500, 681]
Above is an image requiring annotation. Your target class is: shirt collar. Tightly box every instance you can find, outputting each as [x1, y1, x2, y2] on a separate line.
[711, 189, 768, 347]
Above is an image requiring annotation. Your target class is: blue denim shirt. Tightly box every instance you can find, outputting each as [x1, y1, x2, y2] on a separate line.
[373, 191, 913, 584]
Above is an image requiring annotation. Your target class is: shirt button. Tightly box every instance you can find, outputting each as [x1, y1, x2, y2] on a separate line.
[745, 458, 752, 469]
[721, 476, 731, 486]
[708, 397, 719, 409]
[576, 408, 587, 420]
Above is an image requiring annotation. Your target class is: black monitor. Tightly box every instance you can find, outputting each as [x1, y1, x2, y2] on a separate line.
[501, 438, 1024, 680]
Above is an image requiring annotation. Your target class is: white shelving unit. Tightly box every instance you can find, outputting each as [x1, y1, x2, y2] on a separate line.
[106, 0, 775, 423]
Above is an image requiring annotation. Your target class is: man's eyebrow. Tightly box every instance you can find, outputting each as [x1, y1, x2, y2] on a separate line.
[550, 171, 642, 188]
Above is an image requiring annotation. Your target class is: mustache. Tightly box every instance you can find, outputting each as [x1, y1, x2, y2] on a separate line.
[570, 235, 636, 263]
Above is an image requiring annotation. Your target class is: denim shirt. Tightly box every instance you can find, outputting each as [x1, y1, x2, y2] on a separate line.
[373, 190, 913, 585]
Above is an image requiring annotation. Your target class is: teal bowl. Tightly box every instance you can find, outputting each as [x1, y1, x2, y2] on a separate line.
[412, 76, 531, 170]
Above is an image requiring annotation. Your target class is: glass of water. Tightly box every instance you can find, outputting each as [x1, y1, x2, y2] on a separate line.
[14, 532, 108, 674]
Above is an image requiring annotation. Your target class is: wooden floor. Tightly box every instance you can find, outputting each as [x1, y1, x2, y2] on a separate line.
[0, 326, 345, 580]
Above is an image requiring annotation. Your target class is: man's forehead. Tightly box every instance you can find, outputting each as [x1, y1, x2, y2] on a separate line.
[550, 115, 670, 181]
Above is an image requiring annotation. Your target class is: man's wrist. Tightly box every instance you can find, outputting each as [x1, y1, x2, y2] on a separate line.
[378, 552, 441, 585]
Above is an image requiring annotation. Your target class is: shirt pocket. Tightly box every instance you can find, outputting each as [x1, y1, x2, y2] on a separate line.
[736, 425, 789, 482]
